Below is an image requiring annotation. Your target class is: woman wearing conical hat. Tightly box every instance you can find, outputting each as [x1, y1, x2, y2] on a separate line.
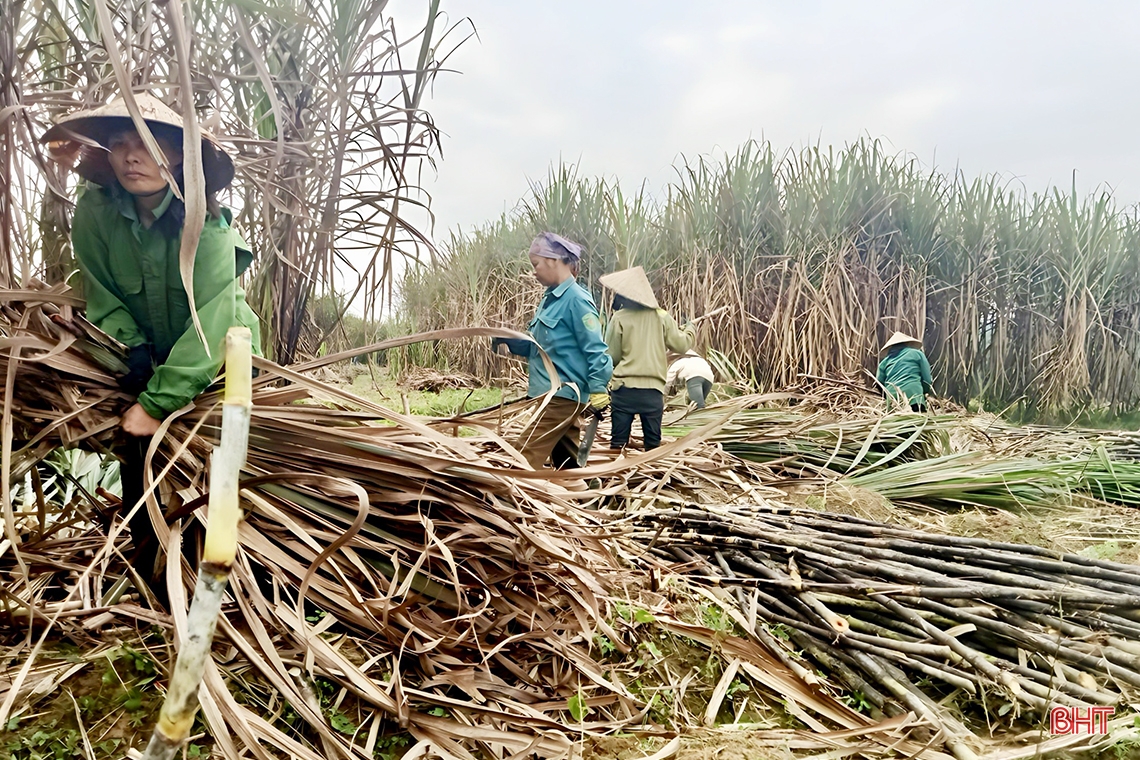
[44, 93, 261, 593]
[599, 266, 694, 451]
[876, 331, 932, 412]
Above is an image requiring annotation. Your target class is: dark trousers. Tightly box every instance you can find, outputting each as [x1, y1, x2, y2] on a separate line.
[610, 387, 664, 451]
[686, 377, 712, 408]
[120, 437, 163, 588]
[516, 397, 585, 469]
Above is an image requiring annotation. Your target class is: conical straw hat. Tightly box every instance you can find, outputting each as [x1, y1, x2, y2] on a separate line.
[598, 266, 659, 309]
[41, 93, 234, 193]
[881, 331, 922, 352]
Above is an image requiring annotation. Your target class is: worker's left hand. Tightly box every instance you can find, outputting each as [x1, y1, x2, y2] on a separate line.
[121, 403, 162, 437]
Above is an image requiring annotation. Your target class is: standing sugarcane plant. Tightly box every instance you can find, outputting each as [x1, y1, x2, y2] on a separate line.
[141, 327, 252, 760]
[8, 0, 465, 363]
[404, 141, 1140, 421]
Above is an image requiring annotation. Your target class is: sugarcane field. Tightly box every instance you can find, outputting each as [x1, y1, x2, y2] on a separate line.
[5, 2, 1140, 760]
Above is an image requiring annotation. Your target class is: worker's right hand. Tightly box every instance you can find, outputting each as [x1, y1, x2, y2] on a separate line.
[121, 403, 162, 437]
[587, 392, 610, 418]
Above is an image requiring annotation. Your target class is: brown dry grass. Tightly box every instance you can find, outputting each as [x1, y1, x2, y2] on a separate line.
[785, 481, 1140, 566]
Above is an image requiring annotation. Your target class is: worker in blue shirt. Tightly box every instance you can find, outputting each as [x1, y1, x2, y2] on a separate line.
[493, 232, 613, 469]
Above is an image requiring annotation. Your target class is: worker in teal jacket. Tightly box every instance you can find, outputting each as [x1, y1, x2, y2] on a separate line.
[494, 232, 612, 469]
[876, 331, 933, 412]
[44, 94, 261, 594]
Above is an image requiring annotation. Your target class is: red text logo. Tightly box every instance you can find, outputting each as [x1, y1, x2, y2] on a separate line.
[1049, 706, 1114, 735]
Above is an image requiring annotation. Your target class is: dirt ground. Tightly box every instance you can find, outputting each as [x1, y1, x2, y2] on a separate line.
[582, 731, 1135, 760]
[583, 731, 799, 760]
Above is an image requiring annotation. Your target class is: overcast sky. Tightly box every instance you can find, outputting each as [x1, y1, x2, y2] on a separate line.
[412, 0, 1140, 241]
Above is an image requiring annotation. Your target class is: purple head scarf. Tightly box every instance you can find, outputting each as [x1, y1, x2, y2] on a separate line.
[529, 232, 583, 264]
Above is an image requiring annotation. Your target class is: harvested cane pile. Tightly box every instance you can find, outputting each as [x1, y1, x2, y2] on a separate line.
[427, 390, 1140, 756]
[629, 502, 1140, 759]
[4, 287, 1140, 758]
[0, 289, 946, 759]
[0, 304, 618, 758]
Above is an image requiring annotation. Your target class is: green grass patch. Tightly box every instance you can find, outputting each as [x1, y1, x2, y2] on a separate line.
[346, 369, 502, 417]
[3, 643, 173, 760]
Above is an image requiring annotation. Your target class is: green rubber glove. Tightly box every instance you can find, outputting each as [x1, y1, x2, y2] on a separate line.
[588, 392, 610, 411]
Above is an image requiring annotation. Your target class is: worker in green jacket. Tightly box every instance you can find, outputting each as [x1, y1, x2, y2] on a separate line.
[44, 94, 261, 592]
[876, 331, 932, 412]
[599, 266, 694, 451]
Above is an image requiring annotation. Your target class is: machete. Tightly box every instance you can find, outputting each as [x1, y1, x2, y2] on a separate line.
[576, 408, 601, 467]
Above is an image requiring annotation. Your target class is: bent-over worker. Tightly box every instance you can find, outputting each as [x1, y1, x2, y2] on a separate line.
[667, 350, 714, 409]
[600, 266, 694, 451]
[44, 94, 262, 592]
[876, 331, 932, 412]
[492, 233, 613, 469]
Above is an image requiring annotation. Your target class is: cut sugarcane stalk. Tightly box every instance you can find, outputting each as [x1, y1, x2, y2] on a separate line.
[140, 327, 252, 760]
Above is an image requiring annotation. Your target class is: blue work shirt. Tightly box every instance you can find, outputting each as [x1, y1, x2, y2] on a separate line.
[502, 277, 613, 403]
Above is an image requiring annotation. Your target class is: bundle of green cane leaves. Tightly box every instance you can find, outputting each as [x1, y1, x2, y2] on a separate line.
[666, 396, 1140, 511]
[664, 400, 958, 477]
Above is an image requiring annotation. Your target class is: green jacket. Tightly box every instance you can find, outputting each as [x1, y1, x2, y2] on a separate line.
[605, 307, 694, 392]
[72, 185, 262, 419]
[876, 346, 932, 407]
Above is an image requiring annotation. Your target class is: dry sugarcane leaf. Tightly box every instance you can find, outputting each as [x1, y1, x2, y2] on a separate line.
[162, 0, 210, 355]
[702, 658, 740, 727]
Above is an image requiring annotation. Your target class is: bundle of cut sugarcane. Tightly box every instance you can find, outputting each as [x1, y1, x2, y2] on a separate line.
[628, 502, 1140, 760]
